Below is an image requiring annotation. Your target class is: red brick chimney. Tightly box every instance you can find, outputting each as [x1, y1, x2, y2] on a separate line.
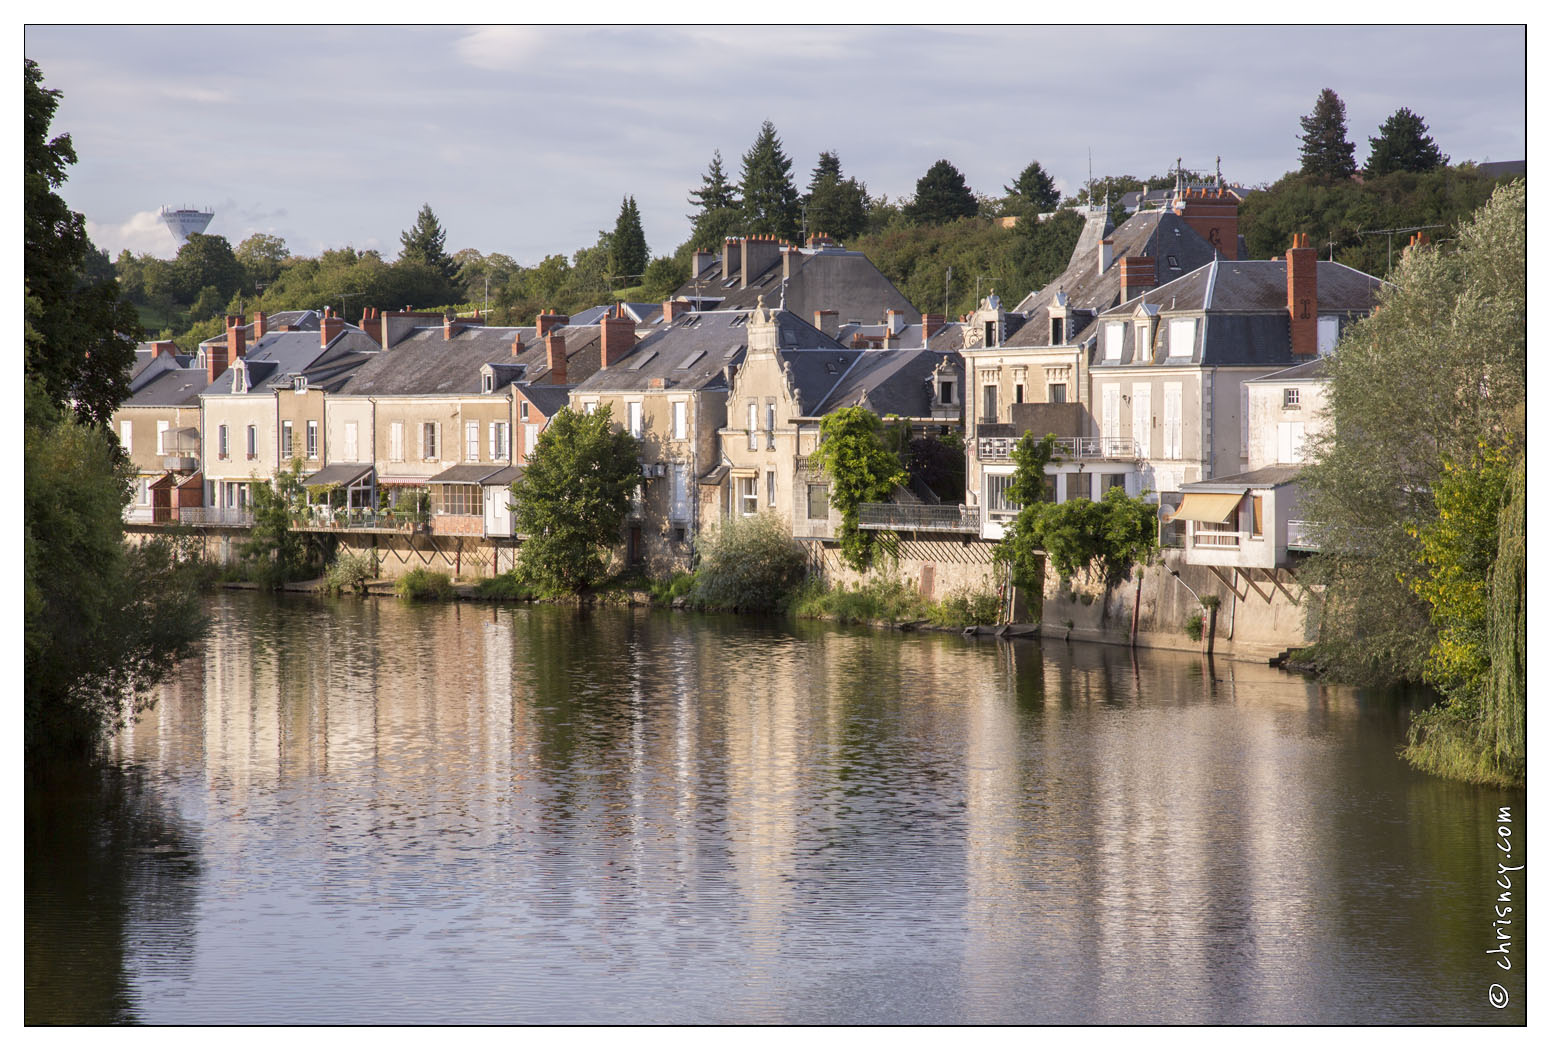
[206, 342, 228, 386]
[252, 310, 268, 341]
[320, 306, 345, 348]
[1175, 187, 1240, 260]
[545, 331, 567, 384]
[921, 313, 946, 341]
[1119, 257, 1156, 302]
[511, 333, 525, 358]
[225, 315, 247, 360]
[601, 310, 637, 368]
[150, 340, 178, 359]
[662, 299, 690, 323]
[1287, 233, 1317, 357]
[535, 310, 569, 338]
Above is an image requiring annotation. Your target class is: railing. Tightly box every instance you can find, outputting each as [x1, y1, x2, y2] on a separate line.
[179, 507, 254, 527]
[1192, 530, 1242, 549]
[978, 435, 1138, 462]
[1286, 520, 1318, 550]
[294, 509, 420, 534]
[857, 503, 981, 533]
[123, 507, 155, 523]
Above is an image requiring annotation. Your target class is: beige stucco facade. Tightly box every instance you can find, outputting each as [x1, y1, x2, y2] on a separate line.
[202, 392, 277, 510]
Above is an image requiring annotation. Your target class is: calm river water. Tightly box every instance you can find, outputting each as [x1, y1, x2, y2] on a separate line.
[26, 591, 1525, 1024]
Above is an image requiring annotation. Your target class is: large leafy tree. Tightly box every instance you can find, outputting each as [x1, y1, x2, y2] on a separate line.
[804, 150, 868, 241]
[609, 195, 649, 280]
[812, 407, 906, 572]
[398, 203, 456, 281]
[511, 406, 642, 593]
[1005, 160, 1060, 215]
[24, 58, 140, 426]
[738, 121, 801, 240]
[1298, 88, 1358, 180]
[905, 159, 977, 226]
[170, 232, 245, 305]
[235, 232, 291, 288]
[686, 149, 742, 251]
[1363, 107, 1447, 178]
[994, 432, 1058, 590]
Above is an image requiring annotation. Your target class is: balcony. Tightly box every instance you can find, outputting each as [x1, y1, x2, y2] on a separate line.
[162, 455, 198, 472]
[179, 507, 254, 527]
[978, 435, 1137, 463]
[293, 508, 420, 534]
[1287, 520, 1319, 551]
[1192, 529, 1242, 549]
[857, 503, 981, 534]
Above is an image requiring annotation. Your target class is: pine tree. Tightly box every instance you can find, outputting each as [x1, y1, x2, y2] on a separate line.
[398, 203, 455, 280]
[738, 121, 801, 240]
[686, 150, 743, 251]
[609, 196, 648, 280]
[1364, 107, 1448, 177]
[905, 159, 978, 226]
[804, 150, 868, 242]
[1298, 88, 1357, 180]
[1005, 160, 1060, 214]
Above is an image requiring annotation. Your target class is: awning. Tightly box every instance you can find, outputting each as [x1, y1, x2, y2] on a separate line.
[1168, 490, 1246, 523]
[303, 463, 374, 488]
[428, 464, 506, 485]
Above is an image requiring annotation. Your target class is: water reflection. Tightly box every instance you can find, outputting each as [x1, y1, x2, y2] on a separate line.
[24, 593, 1526, 1024]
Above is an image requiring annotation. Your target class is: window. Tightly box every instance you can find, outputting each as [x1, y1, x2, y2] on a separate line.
[766, 470, 776, 507]
[739, 476, 758, 516]
[390, 421, 404, 462]
[1135, 322, 1153, 361]
[670, 464, 689, 522]
[246, 424, 257, 459]
[1317, 316, 1340, 355]
[747, 402, 758, 450]
[134, 477, 149, 505]
[1277, 421, 1307, 464]
[765, 401, 776, 439]
[466, 420, 480, 461]
[1250, 495, 1264, 538]
[523, 424, 538, 463]
[422, 422, 438, 460]
[217, 424, 229, 459]
[1101, 384, 1120, 440]
[1102, 472, 1128, 495]
[306, 420, 319, 460]
[581, 399, 598, 415]
[985, 473, 1020, 513]
[938, 379, 955, 404]
[807, 483, 829, 520]
[232, 364, 246, 393]
[281, 421, 294, 458]
[519, 400, 530, 421]
[982, 383, 998, 422]
[1049, 383, 1067, 404]
[671, 401, 687, 441]
[1014, 382, 1025, 405]
[1132, 385, 1151, 459]
[482, 372, 494, 394]
[1049, 317, 1063, 344]
[1105, 321, 1125, 361]
[1167, 317, 1196, 358]
[1163, 383, 1182, 459]
[491, 421, 510, 460]
[120, 420, 132, 452]
[1066, 471, 1089, 502]
[344, 421, 358, 461]
[627, 401, 643, 439]
[1283, 387, 1301, 409]
[157, 420, 169, 455]
[436, 483, 481, 517]
[293, 375, 307, 393]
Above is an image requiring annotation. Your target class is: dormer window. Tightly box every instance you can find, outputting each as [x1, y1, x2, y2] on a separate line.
[1167, 317, 1197, 359]
[232, 362, 247, 394]
[938, 378, 955, 404]
[293, 374, 307, 393]
[1050, 317, 1063, 344]
[482, 369, 494, 394]
[1105, 321, 1125, 361]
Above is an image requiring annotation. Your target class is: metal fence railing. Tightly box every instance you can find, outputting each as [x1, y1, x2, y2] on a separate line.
[978, 435, 1138, 462]
[857, 503, 981, 533]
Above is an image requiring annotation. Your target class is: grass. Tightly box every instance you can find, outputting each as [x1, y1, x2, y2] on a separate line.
[790, 576, 1002, 629]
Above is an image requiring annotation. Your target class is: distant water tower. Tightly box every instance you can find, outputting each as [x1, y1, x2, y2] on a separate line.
[160, 205, 215, 246]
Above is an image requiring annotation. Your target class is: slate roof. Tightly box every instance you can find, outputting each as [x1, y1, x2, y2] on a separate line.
[573, 309, 843, 396]
[1001, 208, 1223, 350]
[1090, 259, 1383, 368]
[199, 309, 325, 351]
[808, 347, 963, 419]
[1183, 465, 1304, 491]
[336, 323, 600, 396]
[1244, 357, 1331, 385]
[514, 381, 574, 418]
[202, 328, 381, 396]
[125, 366, 207, 407]
[835, 321, 966, 352]
[673, 247, 918, 325]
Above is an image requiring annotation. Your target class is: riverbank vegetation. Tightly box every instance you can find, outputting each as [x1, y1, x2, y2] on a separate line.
[1301, 181, 1524, 787]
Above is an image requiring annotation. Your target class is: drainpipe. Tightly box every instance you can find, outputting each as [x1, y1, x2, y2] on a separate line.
[1167, 564, 1211, 657]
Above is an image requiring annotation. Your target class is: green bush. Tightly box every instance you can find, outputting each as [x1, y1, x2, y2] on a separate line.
[395, 568, 454, 602]
[1185, 612, 1204, 641]
[324, 550, 378, 596]
[792, 575, 928, 625]
[692, 513, 807, 612]
[473, 571, 537, 601]
[650, 571, 698, 606]
[930, 587, 1002, 628]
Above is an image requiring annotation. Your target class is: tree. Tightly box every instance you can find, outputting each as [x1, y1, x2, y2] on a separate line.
[234, 232, 290, 288]
[738, 121, 801, 240]
[171, 232, 244, 307]
[993, 432, 1058, 590]
[1364, 107, 1447, 178]
[240, 458, 317, 588]
[1299, 181, 1524, 703]
[691, 513, 807, 612]
[609, 196, 649, 281]
[1005, 160, 1060, 215]
[24, 59, 140, 426]
[804, 150, 869, 242]
[1298, 88, 1357, 180]
[686, 149, 743, 251]
[510, 406, 642, 593]
[812, 407, 907, 572]
[640, 255, 689, 302]
[905, 160, 978, 226]
[398, 203, 455, 281]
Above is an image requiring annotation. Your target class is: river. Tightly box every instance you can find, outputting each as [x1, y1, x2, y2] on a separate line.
[24, 591, 1526, 1024]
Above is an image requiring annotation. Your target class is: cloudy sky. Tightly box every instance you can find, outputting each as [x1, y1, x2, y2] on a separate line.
[24, 24, 1528, 266]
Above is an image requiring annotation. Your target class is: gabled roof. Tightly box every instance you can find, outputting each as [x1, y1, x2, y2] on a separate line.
[1244, 357, 1331, 384]
[514, 381, 574, 418]
[808, 347, 962, 419]
[673, 246, 919, 325]
[202, 328, 380, 396]
[338, 325, 532, 397]
[125, 366, 207, 408]
[835, 321, 965, 352]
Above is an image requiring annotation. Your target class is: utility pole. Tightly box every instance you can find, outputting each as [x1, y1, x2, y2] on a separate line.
[945, 266, 952, 319]
[1357, 223, 1446, 272]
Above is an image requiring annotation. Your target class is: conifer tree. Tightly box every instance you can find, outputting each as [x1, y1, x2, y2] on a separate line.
[609, 195, 649, 280]
[686, 150, 743, 251]
[904, 159, 978, 226]
[804, 150, 868, 242]
[738, 121, 801, 241]
[1298, 88, 1358, 180]
[1005, 159, 1060, 214]
[398, 203, 455, 280]
[1363, 107, 1448, 177]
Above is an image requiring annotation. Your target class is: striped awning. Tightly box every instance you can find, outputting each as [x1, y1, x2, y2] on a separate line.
[1168, 490, 1246, 524]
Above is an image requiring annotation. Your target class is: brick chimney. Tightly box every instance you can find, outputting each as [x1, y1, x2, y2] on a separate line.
[1119, 257, 1156, 302]
[812, 309, 838, 339]
[320, 306, 344, 348]
[1175, 186, 1240, 260]
[225, 315, 247, 360]
[740, 236, 781, 289]
[150, 340, 178, 359]
[721, 238, 737, 285]
[1287, 233, 1317, 356]
[206, 342, 228, 386]
[535, 310, 569, 338]
[663, 299, 690, 324]
[921, 313, 946, 341]
[545, 331, 567, 384]
[252, 310, 268, 341]
[692, 250, 717, 279]
[601, 309, 637, 368]
[511, 333, 525, 358]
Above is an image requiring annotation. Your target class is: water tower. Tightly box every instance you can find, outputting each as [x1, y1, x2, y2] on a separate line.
[160, 205, 215, 246]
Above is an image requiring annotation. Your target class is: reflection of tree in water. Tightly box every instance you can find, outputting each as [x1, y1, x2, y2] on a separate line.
[25, 760, 201, 1025]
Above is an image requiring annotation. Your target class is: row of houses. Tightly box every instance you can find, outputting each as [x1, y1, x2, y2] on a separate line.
[116, 180, 1384, 583]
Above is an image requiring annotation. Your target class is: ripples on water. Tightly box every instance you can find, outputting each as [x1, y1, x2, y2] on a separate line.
[25, 592, 1525, 1024]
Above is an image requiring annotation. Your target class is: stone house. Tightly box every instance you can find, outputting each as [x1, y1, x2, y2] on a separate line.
[115, 341, 203, 522]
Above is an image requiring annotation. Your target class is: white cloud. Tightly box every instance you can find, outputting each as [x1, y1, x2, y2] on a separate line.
[87, 210, 180, 260]
[455, 26, 550, 72]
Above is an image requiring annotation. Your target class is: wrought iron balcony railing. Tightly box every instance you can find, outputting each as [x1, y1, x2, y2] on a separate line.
[977, 435, 1138, 462]
[857, 503, 981, 534]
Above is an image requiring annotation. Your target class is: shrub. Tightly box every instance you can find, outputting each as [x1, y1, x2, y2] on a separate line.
[1185, 612, 1204, 641]
[473, 571, 537, 601]
[395, 568, 454, 602]
[324, 550, 378, 596]
[793, 575, 928, 625]
[650, 571, 698, 606]
[692, 513, 807, 612]
[931, 587, 1002, 628]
